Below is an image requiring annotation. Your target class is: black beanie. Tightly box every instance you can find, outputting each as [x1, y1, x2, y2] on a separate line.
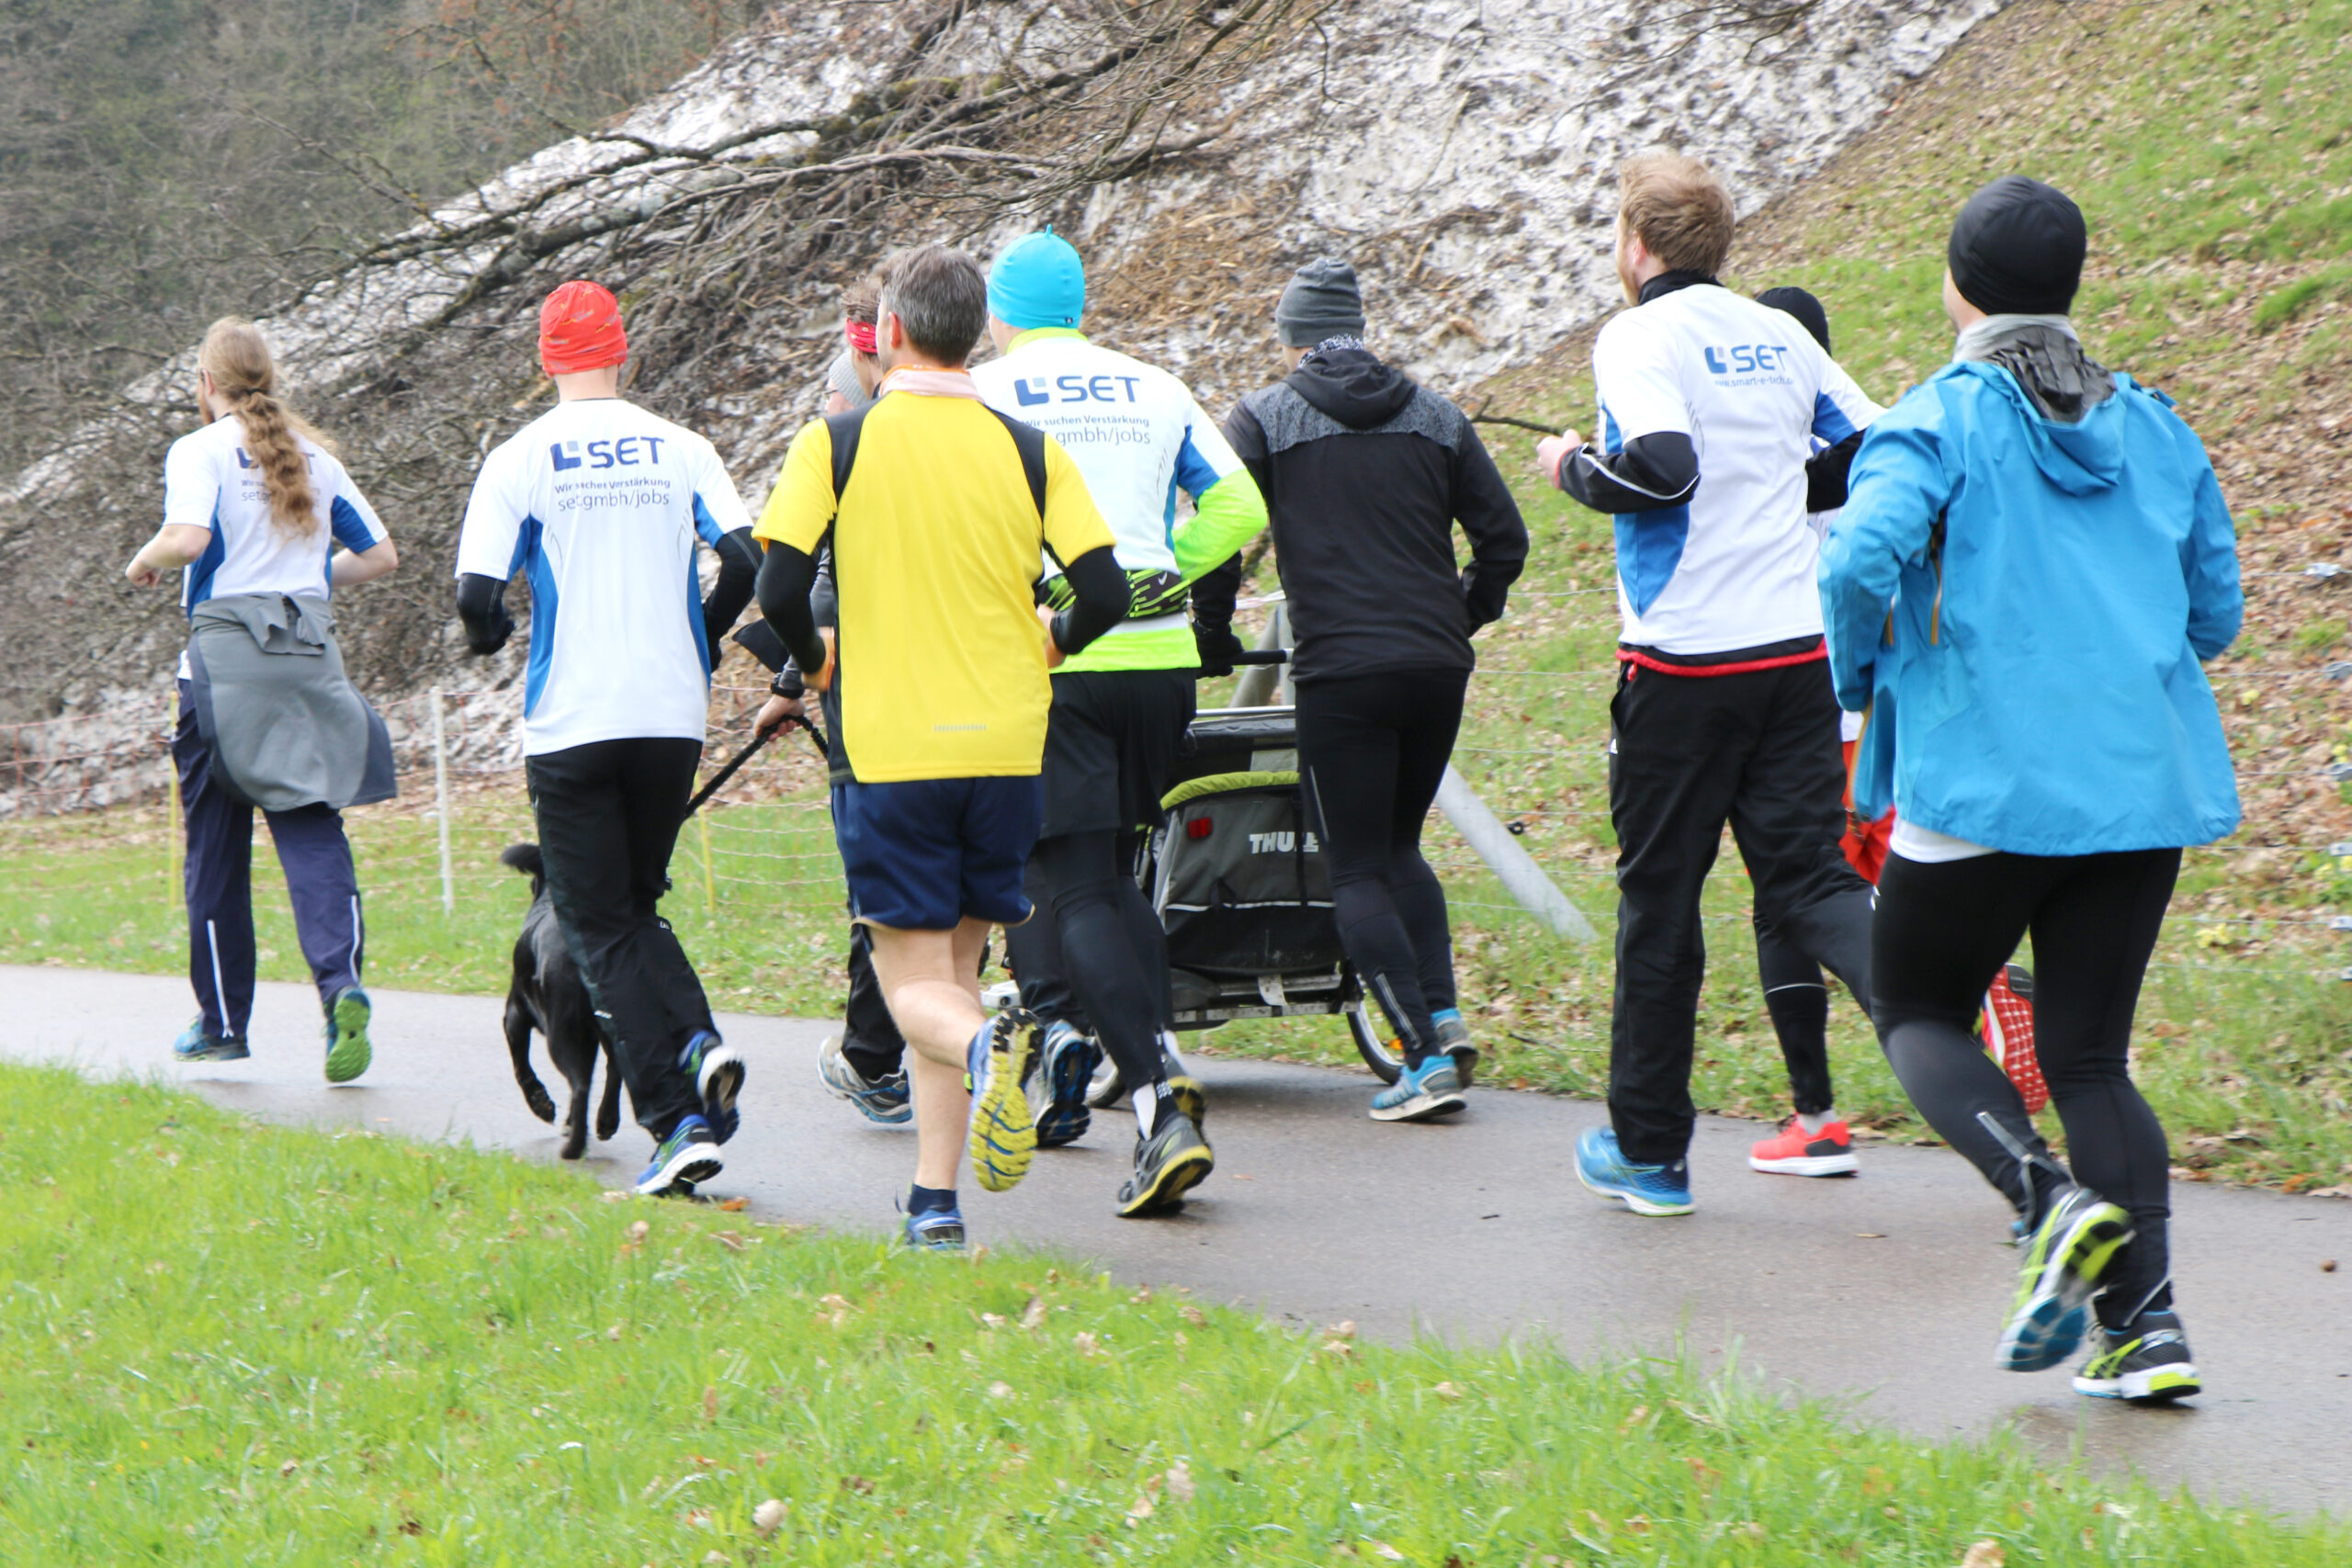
[1275, 257, 1366, 347]
[1755, 286, 1830, 354]
[1947, 175, 2086, 316]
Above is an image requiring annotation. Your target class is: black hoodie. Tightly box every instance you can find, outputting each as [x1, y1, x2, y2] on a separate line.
[1215, 348, 1527, 683]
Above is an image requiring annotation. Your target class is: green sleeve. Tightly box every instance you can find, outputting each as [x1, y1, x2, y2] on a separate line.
[1170, 468, 1267, 585]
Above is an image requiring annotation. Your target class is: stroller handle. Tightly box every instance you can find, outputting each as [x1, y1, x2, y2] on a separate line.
[1227, 649, 1290, 666]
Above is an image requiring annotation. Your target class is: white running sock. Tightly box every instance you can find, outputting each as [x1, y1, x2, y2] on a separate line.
[1798, 1108, 1838, 1136]
[1132, 1084, 1161, 1137]
[1159, 1030, 1187, 1075]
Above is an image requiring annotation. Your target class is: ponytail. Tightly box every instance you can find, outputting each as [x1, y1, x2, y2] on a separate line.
[198, 319, 333, 542]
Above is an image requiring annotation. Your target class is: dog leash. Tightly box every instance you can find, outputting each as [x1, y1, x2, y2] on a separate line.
[684, 714, 830, 818]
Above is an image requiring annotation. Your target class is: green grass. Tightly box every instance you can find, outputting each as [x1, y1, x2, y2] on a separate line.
[3, 0, 2349, 1196]
[2, 1062, 2343, 1566]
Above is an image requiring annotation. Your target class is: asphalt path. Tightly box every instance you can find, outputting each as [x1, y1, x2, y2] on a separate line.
[6, 964, 2348, 1517]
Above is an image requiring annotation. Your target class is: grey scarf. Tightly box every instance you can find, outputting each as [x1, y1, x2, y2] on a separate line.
[1953, 313, 2114, 423]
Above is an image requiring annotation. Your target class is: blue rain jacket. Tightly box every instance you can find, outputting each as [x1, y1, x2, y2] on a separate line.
[1818, 361, 2242, 855]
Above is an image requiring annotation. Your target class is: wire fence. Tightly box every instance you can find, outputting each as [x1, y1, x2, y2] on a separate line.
[2, 641, 2346, 993]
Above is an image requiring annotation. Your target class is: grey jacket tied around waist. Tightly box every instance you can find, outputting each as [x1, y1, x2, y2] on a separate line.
[187, 592, 396, 813]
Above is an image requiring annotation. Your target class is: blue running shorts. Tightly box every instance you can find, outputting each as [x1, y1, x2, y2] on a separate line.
[831, 774, 1045, 931]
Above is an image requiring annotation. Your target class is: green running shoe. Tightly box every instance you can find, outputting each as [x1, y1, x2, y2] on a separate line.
[1115, 1110, 1214, 1218]
[1996, 1185, 2133, 1372]
[2074, 1311, 2200, 1404]
[967, 1010, 1041, 1194]
[323, 987, 373, 1084]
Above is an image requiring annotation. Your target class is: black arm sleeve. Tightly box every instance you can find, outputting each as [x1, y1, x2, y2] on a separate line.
[1189, 552, 1243, 632]
[753, 542, 828, 676]
[1048, 545, 1129, 659]
[456, 573, 514, 656]
[701, 527, 759, 653]
[1557, 431, 1700, 515]
[1449, 422, 1531, 631]
[1805, 430, 1865, 513]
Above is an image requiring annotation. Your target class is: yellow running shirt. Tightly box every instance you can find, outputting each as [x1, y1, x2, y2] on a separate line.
[752, 380, 1113, 783]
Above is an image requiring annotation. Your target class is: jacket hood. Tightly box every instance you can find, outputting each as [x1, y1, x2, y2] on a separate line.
[1284, 347, 1415, 429]
[1957, 361, 2124, 496]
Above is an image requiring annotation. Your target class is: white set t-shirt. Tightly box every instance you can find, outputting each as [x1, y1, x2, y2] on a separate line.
[161, 413, 390, 676]
[455, 399, 752, 756]
[1592, 283, 1881, 655]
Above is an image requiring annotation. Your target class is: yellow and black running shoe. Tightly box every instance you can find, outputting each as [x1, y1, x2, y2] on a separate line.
[2074, 1312, 2199, 1404]
[1996, 1185, 2133, 1371]
[967, 1009, 1043, 1193]
[1115, 1110, 1214, 1218]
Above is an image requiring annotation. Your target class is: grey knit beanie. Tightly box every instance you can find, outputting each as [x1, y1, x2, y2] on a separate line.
[1275, 257, 1366, 347]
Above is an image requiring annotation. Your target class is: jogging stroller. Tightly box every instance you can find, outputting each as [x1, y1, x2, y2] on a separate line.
[1076, 693, 1408, 1101]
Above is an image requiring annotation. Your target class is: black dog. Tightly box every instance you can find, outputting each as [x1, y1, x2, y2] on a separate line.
[501, 843, 623, 1158]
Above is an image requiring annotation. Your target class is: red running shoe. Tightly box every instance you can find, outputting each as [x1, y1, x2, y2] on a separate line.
[1748, 1114, 1859, 1177]
[1982, 963, 2047, 1114]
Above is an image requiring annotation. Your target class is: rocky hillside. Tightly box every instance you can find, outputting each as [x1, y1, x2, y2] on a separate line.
[0, 0, 2002, 734]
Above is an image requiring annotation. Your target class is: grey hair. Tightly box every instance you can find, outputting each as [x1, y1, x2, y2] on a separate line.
[876, 243, 989, 365]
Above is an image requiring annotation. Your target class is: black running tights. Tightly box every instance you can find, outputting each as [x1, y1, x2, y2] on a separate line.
[1295, 668, 1465, 1067]
[1872, 847, 2180, 1326]
[1020, 828, 1173, 1096]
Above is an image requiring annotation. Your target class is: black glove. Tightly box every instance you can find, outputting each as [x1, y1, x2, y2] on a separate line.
[1193, 621, 1248, 679]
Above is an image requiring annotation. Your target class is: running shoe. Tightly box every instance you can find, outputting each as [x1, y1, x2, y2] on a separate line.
[1116, 1110, 1215, 1217]
[902, 1205, 967, 1254]
[634, 1114, 723, 1197]
[1996, 1185, 2133, 1371]
[817, 1033, 911, 1124]
[1369, 1054, 1467, 1122]
[1165, 1065, 1208, 1130]
[1432, 1012, 1479, 1086]
[323, 987, 372, 1083]
[678, 1030, 745, 1143]
[1982, 963, 2047, 1114]
[1023, 1021, 1101, 1148]
[2074, 1311, 2199, 1404]
[172, 1019, 248, 1064]
[1747, 1114, 1859, 1177]
[967, 1010, 1042, 1193]
[1575, 1126, 1695, 1217]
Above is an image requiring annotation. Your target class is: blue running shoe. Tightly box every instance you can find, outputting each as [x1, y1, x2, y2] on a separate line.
[634, 1114, 723, 1197]
[818, 1033, 910, 1124]
[1576, 1126, 1695, 1216]
[172, 1019, 248, 1064]
[1370, 1054, 1466, 1122]
[1023, 1021, 1101, 1148]
[323, 987, 371, 1083]
[678, 1030, 745, 1144]
[1996, 1184, 2132, 1372]
[902, 1205, 967, 1253]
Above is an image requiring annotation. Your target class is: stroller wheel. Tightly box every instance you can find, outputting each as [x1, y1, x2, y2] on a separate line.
[1085, 1052, 1127, 1109]
[1345, 997, 1406, 1085]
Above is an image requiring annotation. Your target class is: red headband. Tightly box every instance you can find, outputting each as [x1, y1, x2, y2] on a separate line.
[539, 280, 628, 376]
[844, 318, 877, 355]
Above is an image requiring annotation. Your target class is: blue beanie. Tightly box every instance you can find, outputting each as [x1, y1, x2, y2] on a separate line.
[988, 227, 1086, 331]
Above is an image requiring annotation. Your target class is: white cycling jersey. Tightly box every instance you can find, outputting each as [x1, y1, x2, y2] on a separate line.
[161, 413, 389, 677]
[455, 399, 752, 756]
[971, 329, 1247, 670]
[1591, 284, 1881, 655]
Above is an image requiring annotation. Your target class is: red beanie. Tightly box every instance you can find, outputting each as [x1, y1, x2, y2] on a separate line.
[539, 280, 628, 376]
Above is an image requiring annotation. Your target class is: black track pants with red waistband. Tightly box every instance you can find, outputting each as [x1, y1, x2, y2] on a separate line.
[1606, 655, 1874, 1167]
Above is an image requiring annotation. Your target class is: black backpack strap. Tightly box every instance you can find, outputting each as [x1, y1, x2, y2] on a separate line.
[823, 406, 871, 520]
[980, 404, 1049, 521]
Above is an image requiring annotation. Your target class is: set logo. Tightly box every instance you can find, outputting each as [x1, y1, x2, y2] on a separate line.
[550, 436, 665, 472]
[1248, 830, 1320, 854]
[1703, 344, 1793, 376]
[1018, 373, 1146, 406]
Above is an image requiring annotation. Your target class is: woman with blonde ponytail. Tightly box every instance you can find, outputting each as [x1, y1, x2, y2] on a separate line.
[125, 317, 401, 1080]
